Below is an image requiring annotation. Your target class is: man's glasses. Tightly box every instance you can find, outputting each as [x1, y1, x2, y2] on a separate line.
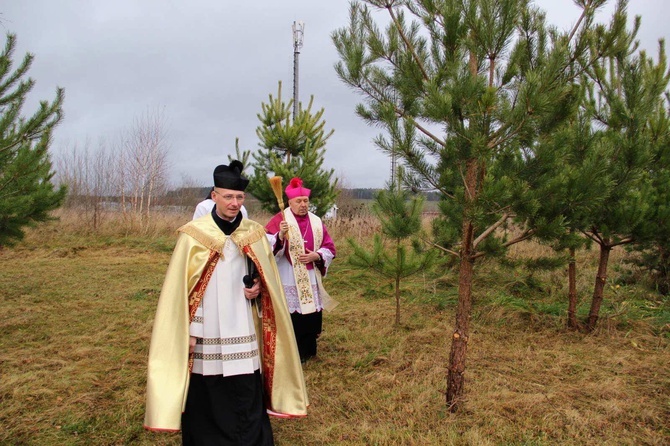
[213, 190, 245, 201]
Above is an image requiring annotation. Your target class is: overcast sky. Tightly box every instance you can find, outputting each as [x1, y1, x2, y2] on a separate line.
[2, 0, 667, 188]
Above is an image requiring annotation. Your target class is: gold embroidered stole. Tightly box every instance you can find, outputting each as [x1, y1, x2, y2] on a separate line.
[283, 209, 323, 314]
[186, 249, 220, 373]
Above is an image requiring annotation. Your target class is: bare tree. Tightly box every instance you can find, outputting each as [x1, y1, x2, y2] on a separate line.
[54, 138, 115, 230]
[54, 107, 171, 233]
[117, 107, 171, 226]
[54, 140, 87, 208]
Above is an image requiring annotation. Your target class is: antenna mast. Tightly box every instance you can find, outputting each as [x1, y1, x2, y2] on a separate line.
[292, 21, 305, 122]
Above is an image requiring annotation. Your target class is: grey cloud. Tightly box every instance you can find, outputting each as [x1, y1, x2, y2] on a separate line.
[2, 0, 666, 189]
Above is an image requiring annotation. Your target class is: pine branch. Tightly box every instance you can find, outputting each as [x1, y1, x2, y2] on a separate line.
[610, 236, 634, 247]
[385, 3, 429, 81]
[420, 235, 460, 258]
[471, 228, 535, 260]
[502, 228, 535, 248]
[473, 212, 510, 249]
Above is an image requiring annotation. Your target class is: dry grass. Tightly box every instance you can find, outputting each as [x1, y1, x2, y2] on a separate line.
[0, 214, 668, 445]
[33, 208, 193, 242]
[326, 214, 381, 242]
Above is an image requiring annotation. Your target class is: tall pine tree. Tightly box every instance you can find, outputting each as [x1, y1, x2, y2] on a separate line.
[333, 0, 621, 410]
[0, 34, 66, 246]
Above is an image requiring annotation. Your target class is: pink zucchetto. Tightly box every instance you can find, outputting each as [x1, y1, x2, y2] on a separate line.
[285, 177, 311, 199]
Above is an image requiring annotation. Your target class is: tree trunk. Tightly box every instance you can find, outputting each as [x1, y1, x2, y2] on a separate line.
[586, 241, 611, 331]
[659, 246, 670, 295]
[567, 246, 578, 329]
[446, 222, 475, 412]
[93, 198, 100, 231]
[446, 158, 478, 412]
[394, 275, 401, 326]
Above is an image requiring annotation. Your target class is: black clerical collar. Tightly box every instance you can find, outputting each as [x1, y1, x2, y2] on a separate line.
[211, 206, 242, 235]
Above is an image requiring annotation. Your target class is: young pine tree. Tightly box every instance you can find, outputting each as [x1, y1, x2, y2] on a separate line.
[635, 97, 670, 294]
[0, 34, 66, 246]
[518, 102, 612, 329]
[580, 36, 669, 331]
[347, 184, 436, 326]
[244, 82, 338, 216]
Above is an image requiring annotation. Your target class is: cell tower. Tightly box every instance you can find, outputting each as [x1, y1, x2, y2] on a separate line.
[292, 21, 305, 122]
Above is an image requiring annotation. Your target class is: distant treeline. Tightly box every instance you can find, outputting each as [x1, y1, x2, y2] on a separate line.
[347, 188, 440, 201]
[166, 187, 440, 201]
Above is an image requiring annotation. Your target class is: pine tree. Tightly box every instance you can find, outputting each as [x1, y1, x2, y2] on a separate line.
[519, 98, 613, 329]
[580, 34, 669, 331]
[347, 183, 436, 326]
[636, 98, 670, 294]
[332, 0, 621, 410]
[512, 8, 669, 331]
[0, 34, 66, 246]
[245, 82, 338, 216]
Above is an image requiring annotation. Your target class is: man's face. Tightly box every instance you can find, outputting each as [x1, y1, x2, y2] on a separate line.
[288, 196, 309, 216]
[212, 188, 245, 220]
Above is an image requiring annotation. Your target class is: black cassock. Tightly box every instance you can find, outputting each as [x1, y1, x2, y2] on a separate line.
[181, 370, 274, 446]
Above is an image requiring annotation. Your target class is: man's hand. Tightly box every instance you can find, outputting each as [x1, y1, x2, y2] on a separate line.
[298, 249, 321, 264]
[278, 221, 289, 241]
[189, 336, 197, 354]
[244, 278, 261, 300]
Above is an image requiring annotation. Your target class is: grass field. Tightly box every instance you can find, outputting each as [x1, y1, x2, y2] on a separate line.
[0, 210, 668, 445]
